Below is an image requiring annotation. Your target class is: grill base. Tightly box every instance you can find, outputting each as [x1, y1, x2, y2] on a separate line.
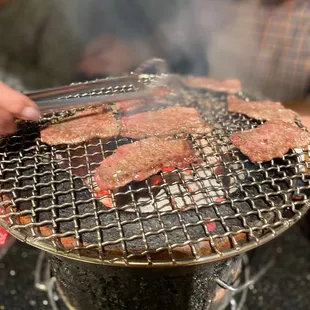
[300, 210, 310, 240]
[51, 255, 242, 310]
[56, 282, 76, 310]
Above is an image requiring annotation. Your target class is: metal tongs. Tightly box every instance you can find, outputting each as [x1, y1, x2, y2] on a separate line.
[24, 59, 177, 114]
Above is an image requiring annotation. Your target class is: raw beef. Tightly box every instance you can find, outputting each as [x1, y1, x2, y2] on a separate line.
[230, 120, 310, 162]
[115, 99, 148, 114]
[94, 137, 202, 190]
[185, 76, 241, 94]
[115, 87, 175, 115]
[41, 107, 120, 145]
[120, 106, 212, 139]
[228, 95, 298, 123]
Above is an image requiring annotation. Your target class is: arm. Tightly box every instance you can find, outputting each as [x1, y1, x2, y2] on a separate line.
[4, 1, 82, 89]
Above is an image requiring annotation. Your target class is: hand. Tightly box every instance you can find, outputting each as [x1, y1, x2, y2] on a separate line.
[0, 82, 40, 135]
[78, 35, 143, 76]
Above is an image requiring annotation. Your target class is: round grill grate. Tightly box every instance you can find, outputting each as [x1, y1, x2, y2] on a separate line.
[0, 75, 309, 266]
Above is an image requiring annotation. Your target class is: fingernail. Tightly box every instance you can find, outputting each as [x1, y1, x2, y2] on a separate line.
[21, 107, 41, 120]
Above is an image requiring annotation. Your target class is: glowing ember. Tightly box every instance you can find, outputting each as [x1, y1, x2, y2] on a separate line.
[94, 187, 110, 197]
[94, 188, 113, 208]
[0, 226, 8, 245]
[162, 166, 175, 173]
[60, 236, 77, 249]
[19, 215, 32, 225]
[0, 195, 11, 223]
[204, 218, 216, 232]
[39, 226, 53, 237]
[0, 205, 11, 224]
[150, 175, 163, 186]
[101, 197, 113, 208]
[215, 197, 226, 203]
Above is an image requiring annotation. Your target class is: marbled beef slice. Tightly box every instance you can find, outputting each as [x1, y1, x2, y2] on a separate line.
[228, 95, 298, 123]
[120, 106, 212, 139]
[230, 120, 310, 163]
[185, 76, 241, 94]
[94, 137, 202, 190]
[41, 107, 120, 145]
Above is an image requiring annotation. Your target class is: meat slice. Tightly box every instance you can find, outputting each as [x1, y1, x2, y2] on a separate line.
[114, 87, 175, 115]
[94, 137, 202, 190]
[152, 86, 175, 98]
[120, 106, 212, 139]
[228, 95, 298, 123]
[185, 76, 241, 94]
[115, 99, 147, 115]
[41, 107, 120, 145]
[230, 120, 310, 163]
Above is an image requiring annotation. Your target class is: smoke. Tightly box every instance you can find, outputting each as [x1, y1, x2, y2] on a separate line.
[60, 0, 305, 101]
[206, 2, 260, 82]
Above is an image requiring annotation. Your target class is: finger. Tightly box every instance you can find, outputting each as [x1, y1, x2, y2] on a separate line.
[0, 108, 16, 135]
[0, 82, 40, 121]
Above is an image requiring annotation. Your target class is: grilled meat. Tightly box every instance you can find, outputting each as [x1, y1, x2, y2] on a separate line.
[115, 99, 148, 115]
[227, 95, 298, 123]
[40, 107, 121, 145]
[94, 137, 202, 190]
[115, 87, 175, 115]
[54, 138, 163, 209]
[120, 106, 212, 139]
[152, 86, 175, 98]
[185, 76, 241, 94]
[230, 120, 310, 163]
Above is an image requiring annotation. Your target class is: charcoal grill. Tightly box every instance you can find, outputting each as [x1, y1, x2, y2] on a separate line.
[0, 73, 308, 266]
[0, 66, 309, 309]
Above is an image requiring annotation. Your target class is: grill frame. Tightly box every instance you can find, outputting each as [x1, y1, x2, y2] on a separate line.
[0, 74, 309, 267]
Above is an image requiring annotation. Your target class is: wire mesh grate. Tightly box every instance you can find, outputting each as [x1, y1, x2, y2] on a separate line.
[0, 75, 309, 266]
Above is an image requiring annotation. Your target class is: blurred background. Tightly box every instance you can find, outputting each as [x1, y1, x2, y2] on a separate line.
[0, 0, 308, 98]
[1, 0, 309, 125]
